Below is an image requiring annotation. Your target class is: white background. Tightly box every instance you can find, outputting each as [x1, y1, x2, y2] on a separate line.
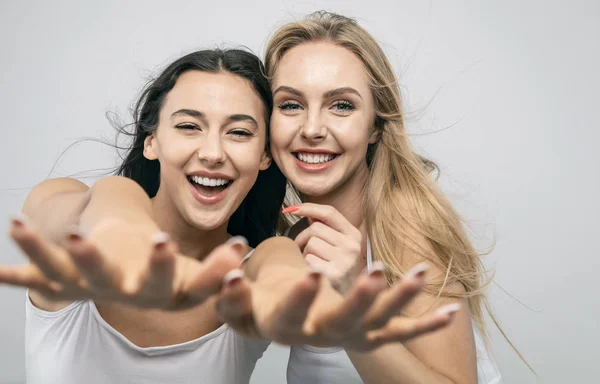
[1, 1, 598, 383]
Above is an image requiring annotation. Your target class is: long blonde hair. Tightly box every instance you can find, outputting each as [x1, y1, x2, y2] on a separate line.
[265, 11, 532, 368]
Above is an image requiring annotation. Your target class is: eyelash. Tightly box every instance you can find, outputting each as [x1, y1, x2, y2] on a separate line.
[278, 101, 302, 111]
[332, 101, 355, 112]
[277, 100, 356, 113]
[175, 124, 253, 139]
[175, 123, 198, 130]
[229, 129, 253, 137]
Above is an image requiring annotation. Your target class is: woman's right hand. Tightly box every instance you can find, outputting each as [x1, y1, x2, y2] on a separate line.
[0, 215, 245, 310]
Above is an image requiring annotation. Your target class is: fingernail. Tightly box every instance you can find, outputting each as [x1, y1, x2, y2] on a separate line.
[11, 213, 28, 228]
[226, 236, 248, 255]
[67, 230, 84, 242]
[435, 303, 461, 317]
[406, 262, 428, 279]
[282, 205, 300, 214]
[307, 267, 322, 282]
[368, 261, 386, 278]
[152, 232, 170, 249]
[226, 236, 248, 246]
[223, 269, 244, 287]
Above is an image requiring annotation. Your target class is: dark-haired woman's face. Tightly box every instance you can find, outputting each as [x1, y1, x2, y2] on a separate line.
[144, 70, 270, 230]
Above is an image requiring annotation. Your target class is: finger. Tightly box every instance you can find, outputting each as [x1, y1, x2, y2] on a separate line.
[315, 265, 386, 337]
[136, 232, 177, 299]
[65, 232, 120, 293]
[178, 241, 246, 302]
[215, 270, 259, 335]
[295, 222, 345, 250]
[0, 264, 54, 292]
[283, 203, 357, 235]
[304, 253, 331, 268]
[273, 269, 321, 333]
[361, 262, 427, 330]
[366, 303, 460, 345]
[9, 216, 77, 282]
[302, 237, 336, 261]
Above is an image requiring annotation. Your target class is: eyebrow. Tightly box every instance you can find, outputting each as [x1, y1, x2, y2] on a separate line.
[273, 86, 362, 100]
[171, 109, 204, 119]
[227, 114, 259, 129]
[170, 109, 258, 128]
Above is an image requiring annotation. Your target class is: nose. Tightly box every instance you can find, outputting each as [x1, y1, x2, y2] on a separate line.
[300, 110, 327, 142]
[197, 132, 226, 166]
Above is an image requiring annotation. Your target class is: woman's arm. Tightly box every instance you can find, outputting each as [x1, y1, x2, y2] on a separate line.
[5, 176, 243, 312]
[217, 237, 455, 350]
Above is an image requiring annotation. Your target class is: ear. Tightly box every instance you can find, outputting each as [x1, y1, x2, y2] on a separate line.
[368, 129, 379, 144]
[259, 151, 272, 171]
[143, 134, 158, 160]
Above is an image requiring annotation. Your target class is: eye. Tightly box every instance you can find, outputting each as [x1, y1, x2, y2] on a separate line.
[331, 101, 355, 114]
[278, 101, 303, 113]
[175, 123, 199, 130]
[229, 129, 254, 138]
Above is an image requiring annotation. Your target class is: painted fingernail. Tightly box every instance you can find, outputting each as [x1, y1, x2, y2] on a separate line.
[11, 213, 28, 228]
[282, 205, 300, 214]
[67, 231, 84, 242]
[226, 236, 248, 246]
[435, 303, 461, 317]
[223, 269, 244, 288]
[152, 232, 170, 249]
[307, 267, 322, 282]
[368, 261, 386, 278]
[226, 236, 248, 255]
[406, 262, 428, 279]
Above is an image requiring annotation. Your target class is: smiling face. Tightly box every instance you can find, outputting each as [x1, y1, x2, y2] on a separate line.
[269, 42, 378, 198]
[143, 70, 270, 230]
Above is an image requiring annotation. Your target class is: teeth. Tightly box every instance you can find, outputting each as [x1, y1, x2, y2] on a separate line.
[190, 175, 230, 187]
[296, 153, 335, 164]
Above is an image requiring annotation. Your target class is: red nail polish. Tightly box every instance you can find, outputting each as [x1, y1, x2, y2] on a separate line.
[282, 205, 300, 214]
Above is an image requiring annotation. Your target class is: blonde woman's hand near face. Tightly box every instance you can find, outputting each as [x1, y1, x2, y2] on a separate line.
[283, 203, 363, 294]
[1, 215, 245, 311]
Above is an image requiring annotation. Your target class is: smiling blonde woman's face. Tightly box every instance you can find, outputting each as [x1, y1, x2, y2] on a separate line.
[269, 42, 377, 197]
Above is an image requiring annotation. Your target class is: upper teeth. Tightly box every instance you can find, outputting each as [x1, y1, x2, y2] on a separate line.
[297, 153, 335, 164]
[190, 176, 229, 187]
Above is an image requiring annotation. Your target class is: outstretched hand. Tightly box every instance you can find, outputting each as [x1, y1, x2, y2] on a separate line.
[1, 215, 245, 310]
[216, 260, 460, 351]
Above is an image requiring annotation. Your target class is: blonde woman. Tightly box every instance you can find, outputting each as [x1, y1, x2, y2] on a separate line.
[264, 11, 502, 384]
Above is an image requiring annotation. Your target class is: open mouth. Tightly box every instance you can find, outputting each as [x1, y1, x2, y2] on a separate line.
[187, 175, 233, 197]
[294, 152, 339, 164]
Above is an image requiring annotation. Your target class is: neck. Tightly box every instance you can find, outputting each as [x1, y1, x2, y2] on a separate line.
[303, 163, 369, 234]
[151, 188, 230, 260]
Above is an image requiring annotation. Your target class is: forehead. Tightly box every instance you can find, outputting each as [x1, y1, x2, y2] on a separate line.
[273, 42, 370, 93]
[162, 70, 264, 123]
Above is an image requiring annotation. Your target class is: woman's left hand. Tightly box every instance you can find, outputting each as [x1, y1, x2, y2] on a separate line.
[284, 203, 363, 293]
[215, 259, 457, 351]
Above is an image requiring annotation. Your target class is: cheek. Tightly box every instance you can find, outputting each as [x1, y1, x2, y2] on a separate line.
[269, 117, 296, 152]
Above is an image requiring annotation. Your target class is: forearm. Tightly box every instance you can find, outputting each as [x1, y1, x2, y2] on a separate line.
[347, 345, 462, 384]
[23, 176, 158, 243]
[244, 236, 310, 281]
[78, 176, 159, 236]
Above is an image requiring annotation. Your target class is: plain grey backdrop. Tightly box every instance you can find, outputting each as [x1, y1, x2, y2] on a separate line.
[1, 0, 598, 383]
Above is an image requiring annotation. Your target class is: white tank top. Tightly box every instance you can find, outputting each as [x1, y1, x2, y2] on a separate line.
[283, 234, 503, 384]
[24, 293, 270, 384]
